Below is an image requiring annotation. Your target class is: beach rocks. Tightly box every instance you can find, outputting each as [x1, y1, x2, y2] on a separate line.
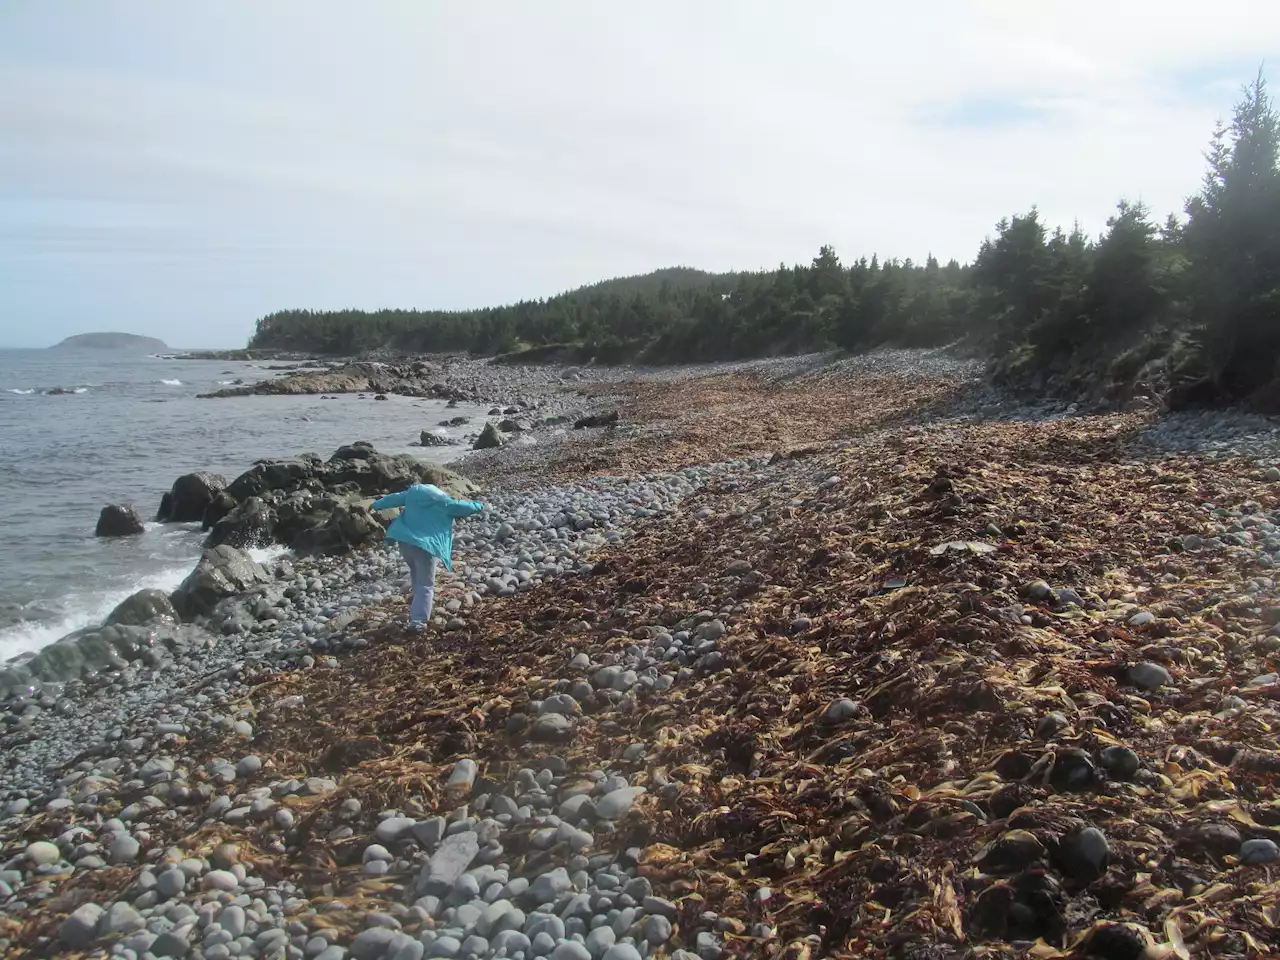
[59, 902, 104, 947]
[106, 588, 179, 627]
[413, 831, 480, 897]
[1127, 661, 1172, 691]
[532, 712, 576, 741]
[157, 471, 227, 523]
[574, 411, 619, 429]
[475, 423, 505, 450]
[170, 545, 272, 618]
[205, 496, 276, 549]
[420, 429, 454, 447]
[95, 503, 145, 537]
[1240, 838, 1280, 864]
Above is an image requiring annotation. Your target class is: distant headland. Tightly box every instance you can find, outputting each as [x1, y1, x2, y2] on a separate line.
[51, 332, 170, 351]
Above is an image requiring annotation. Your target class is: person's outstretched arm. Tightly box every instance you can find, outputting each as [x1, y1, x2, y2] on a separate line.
[372, 490, 407, 511]
[445, 495, 484, 518]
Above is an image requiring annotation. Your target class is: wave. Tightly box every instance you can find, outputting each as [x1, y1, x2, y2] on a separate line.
[248, 545, 290, 566]
[5, 389, 35, 395]
[0, 564, 193, 663]
[159, 379, 182, 386]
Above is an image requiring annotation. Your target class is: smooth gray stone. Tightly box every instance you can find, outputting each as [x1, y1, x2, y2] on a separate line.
[60, 903, 104, 948]
[415, 832, 480, 897]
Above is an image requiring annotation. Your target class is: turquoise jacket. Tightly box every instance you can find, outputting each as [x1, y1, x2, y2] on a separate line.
[372, 484, 484, 571]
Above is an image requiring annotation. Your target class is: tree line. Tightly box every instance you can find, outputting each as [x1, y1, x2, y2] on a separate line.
[250, 73, 1280, 407]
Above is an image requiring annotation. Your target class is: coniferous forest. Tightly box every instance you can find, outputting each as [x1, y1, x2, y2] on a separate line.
[250, 75, 1280, 408]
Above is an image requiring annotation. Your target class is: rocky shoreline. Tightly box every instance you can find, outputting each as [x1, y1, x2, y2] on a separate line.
[5, 350, 1280, 959]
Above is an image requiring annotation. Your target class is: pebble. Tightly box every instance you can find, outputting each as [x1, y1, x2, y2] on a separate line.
[551, 943, 594, 960]
[375, 817, 418, 844]
[111, 834, 142, 863]
[101, 901, 146, 935]
[1128, 662, 1172, 690]
[528, 867, 572, 904]
[643, 914, 674, 943]
[820, 699, 858, 724]
[202, 869, 240, 892]
[586, 926, 617, 956]
[351, 927, 400, 960]
[1241, 838, 1280, 864]
[152, 926, 194, 957]
[26, 840, 61, 866]
[596, 787, 645, 820]
[1099, 745, 1141, 780]
[60, 902, 104, 947]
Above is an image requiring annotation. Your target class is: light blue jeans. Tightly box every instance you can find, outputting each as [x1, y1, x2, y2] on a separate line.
[398, 543, 439, 624]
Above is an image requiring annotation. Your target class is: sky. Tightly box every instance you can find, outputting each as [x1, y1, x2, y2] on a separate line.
[1, 2, 1278, 348]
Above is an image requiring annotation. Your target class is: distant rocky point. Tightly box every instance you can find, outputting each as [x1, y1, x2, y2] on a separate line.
[52, 332, 169, 351]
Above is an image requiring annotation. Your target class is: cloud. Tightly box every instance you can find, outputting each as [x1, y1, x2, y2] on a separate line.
[1, 0, 1278, 346]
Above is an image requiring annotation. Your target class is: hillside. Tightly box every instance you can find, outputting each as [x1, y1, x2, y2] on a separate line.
[52, 332, 169, 351]
[248, 74, 1280, 410]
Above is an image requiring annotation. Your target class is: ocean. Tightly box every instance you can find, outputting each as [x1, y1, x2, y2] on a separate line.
[0, 349, 484, 662]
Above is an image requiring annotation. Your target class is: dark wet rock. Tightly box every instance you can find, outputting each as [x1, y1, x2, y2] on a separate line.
[205, 496, 276, 549]
[419, 430, 454, 447]
[1127, 662, 1172, 691]
[201, 490, 238, 531]
[976, 829, 1045, 874]
[95, 503, 145, 537]
[170, 545, 273, 619]
[1073, 923, 1156, 960]
[574, 410, 619, 429]
[474, 423, 505, 450]
[106, 589, 178, 627]
[1182, 821, 1242, 857]
[157, 471, 227, 523]
[1035, 712, 1069, 740]
[1049, 748, 1099, 792]
[1056, 825, 1110, 882]
[1240, 838, 1280, 864]
[1099, 745, 1140, 781]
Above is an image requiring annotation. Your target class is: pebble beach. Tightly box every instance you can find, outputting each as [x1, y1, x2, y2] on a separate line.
[6, 351, 1280, 959]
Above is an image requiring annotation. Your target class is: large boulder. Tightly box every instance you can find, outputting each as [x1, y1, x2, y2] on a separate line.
[474, 423, 504, 450]
[332, 442, 378, 461]
[158, 472, 227, 523]
[419, 430, 453, 447]
[106, 589, 178, 627]
[96, 504, 145, 537]
[201, 491, 238, 531]
[205, 497, 275, 549]
[226, 458, 320, 500]
[287, 502, 385, 554]
[170, 545, 273, 620]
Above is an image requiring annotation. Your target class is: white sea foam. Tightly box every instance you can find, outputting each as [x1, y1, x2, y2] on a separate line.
[248, 545, 291, 566]
[5, 389, 34, 395]
[0, 564, 193, 663]
[159, 378, 182, 386]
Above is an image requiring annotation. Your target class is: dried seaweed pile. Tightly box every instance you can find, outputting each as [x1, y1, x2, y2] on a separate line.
[16, 361, 1280, 960]
[172, 408, 1280, 959]
[471, 369, 972, 487]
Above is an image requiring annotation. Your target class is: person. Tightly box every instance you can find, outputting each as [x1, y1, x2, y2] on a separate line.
[372, 483, 485, 629]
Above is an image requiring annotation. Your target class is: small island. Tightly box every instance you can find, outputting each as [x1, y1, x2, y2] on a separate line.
[51, 332, 170, 351]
